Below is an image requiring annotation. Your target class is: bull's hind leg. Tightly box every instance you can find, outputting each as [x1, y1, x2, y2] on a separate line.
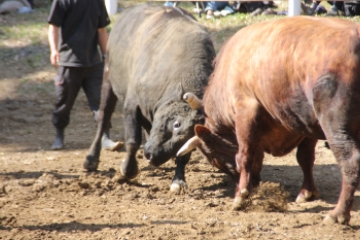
[120, 101, 143, 179]
[313, 73, 360, 224]
[295, 137, 320, 203]
[323, 139, 360, 224]
[84, 71, 118, 171]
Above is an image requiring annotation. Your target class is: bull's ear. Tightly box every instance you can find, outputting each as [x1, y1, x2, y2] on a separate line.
[195, 124, 211, 139]
[176, 82, 185, 101]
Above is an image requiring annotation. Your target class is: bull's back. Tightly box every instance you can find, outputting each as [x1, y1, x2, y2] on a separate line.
[107, 4, 214, 108]
[106, 4, 166, 97]
[207, 16, 360, 138]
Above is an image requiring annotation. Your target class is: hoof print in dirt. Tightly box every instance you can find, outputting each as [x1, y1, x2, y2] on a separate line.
[190, 189, 204, 200]
[78, 181, 90, 189]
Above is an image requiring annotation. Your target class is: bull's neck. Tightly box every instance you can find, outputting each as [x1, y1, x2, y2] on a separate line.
[203, 86, 235, 135]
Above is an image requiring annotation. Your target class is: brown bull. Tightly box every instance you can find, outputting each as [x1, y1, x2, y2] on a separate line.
[178, 16, 360, 224]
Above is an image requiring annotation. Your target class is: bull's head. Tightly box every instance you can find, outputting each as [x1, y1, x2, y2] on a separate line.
[143, 89, 205, 166]
[177, 124, 239, 181]
[176, 92, 239, 180]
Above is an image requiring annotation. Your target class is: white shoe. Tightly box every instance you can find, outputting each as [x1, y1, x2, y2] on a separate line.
[192, 8, 203, 14]
[214, 11, 221, 17]
[221, 9, 232, 17]
[206, 10, 215, 20]
[206, 14, 214, 20]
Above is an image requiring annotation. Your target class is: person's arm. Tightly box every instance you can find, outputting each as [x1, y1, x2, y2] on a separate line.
[48, 24, 60, 68]
[98, 27, 108, 60]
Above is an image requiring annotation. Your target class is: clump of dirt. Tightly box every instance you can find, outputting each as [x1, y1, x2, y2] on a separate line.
[248, 181, 290, 212]
[0, 214, 17, 227]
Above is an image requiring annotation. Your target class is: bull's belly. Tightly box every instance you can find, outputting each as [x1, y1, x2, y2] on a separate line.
[257, 105, 327, 156]
[258, 124, 325, 157]
[259, 130, 304, 157]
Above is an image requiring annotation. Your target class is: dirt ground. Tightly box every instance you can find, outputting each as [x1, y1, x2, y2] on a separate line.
[1, 4, 360, 240]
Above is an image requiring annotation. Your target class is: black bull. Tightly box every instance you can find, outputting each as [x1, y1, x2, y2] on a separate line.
[83, 3, 216, 192]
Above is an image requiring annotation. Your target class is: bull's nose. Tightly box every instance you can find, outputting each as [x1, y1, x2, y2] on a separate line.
[144, 152, 153, 162]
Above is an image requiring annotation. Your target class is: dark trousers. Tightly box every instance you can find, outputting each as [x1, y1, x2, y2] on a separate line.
[52, 63, 104, 129]
[329, 1, 360, 16]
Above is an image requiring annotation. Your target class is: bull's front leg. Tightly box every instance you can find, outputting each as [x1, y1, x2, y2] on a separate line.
[232, 144, 259, 210]
[170, 153, 191, 194]
[232, 105, 261, 210]
[120, 103, 143, 179]
[295, 137, 320, 203]
[84, 72, 118, 171]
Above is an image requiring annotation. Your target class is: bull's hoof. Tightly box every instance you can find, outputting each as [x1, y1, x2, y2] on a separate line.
[83, 155, 99, 171]
[240, 188, 249, 197]
[295, 190, 320, 203]
[323, 214, 349, 225]
[120, 159, 138, 179]
[170, 180, 188, 194]
[232, 196, 251, 211]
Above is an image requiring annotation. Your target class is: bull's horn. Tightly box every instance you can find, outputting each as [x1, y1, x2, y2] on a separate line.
[177, 136, 200, 157]
[183, 93, 203, 110]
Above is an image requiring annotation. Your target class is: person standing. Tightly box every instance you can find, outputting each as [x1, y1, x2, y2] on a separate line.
[47, 0, 123, 151]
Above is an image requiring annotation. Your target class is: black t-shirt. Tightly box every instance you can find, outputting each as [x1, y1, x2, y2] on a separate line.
[48, 0, 110, 67]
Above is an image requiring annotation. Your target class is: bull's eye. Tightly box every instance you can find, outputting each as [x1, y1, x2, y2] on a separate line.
[173, 121, 181, 130]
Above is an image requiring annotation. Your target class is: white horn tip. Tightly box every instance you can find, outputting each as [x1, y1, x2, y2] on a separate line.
[183, 93, 190, 101]
[176, 136, 200, 157]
